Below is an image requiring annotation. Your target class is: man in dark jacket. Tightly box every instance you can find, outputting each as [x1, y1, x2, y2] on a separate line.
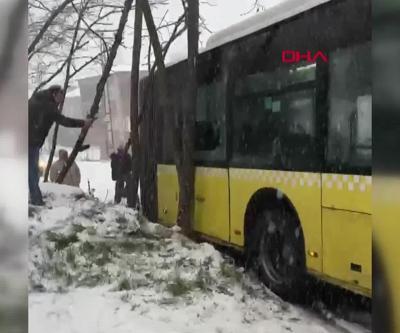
[29, 85, 91, 205]
[110, 145, 132, 204]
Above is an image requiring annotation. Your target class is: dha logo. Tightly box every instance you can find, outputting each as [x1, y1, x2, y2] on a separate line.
[282, 50, 328, 63]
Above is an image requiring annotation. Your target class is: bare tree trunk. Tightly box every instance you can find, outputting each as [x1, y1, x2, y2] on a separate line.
[127, 0, 143, 208]
[142, 0, 184, 226]
[28, 0, 73, 56]
[142, 0, 199, 234]
[139, 11, 186, 222]
[177, 0, 198, 233]
[139, 75, 158, 222]
[141, 0, 168, 96]
[56, 0, 134, 184]
[44, 1, 88, 183]
[141, 1, 173, 158]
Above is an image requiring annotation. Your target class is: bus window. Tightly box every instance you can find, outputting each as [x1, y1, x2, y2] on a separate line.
[231, 63, 319, 171]
[194, 80, 226, 162]
[327, 42, 371, 173]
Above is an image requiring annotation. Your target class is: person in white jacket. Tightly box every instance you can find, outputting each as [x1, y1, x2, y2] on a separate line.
[50, 149, 81, 187]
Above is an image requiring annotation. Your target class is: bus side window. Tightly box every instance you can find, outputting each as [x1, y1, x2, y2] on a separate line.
[194, 80, 226, 161]
[354, 95, 372, 147]
[327, 42, 371, 173]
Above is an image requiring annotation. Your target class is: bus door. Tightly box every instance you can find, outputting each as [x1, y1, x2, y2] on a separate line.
[157, 162, 230, 242]
[193, 167, 230, 242]
[192, 77, 230, 242]
[322, 43, 372, 293]
[321, 172, 372, 293]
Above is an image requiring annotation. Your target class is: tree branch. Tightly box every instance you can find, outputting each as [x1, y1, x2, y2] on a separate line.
[56, 0, 135, 184]
[28, 0, 74, 55]
[44, 0, 89, 182]
[70, 52, 104, 78]
[71, 2, 119, 59]
[31, 40, 89, 95]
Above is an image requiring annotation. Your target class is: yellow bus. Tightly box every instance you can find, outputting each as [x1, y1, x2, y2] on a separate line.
[150, 0, 371, 300]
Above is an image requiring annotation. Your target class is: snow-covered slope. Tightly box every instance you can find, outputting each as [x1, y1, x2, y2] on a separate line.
[29, 183, 369, 333]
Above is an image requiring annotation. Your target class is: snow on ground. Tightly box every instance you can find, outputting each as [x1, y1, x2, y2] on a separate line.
[78, 160, 115, 202]
[29, 183, 370, 333]
[78, 160, 140, 204]
[41, 158, 137, 204]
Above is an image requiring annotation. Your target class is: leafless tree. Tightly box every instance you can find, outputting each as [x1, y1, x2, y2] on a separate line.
[138, 6, 187, 222]
[140, 0, 199, 234]
[176, 0, 198, 233]
[43, 0, 91, 182]
[56, 0, 134, 184]
[140, 0, 179, 224]
[128, 0, 144, 208]
[28, 0, 124, 181]
[28, 0, 121, 91]
[28, 0, 74, 56]
[28, 0, 190, 192]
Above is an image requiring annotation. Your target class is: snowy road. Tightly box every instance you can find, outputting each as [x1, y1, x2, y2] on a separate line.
[29, 289, 366, 333]
[28, 182, 370, 333]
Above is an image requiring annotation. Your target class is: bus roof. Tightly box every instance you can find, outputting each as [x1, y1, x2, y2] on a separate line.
[161, 0, 331, 69]
[205, 0, 331, 51]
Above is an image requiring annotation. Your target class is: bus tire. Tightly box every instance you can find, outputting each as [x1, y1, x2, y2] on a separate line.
[256, 207, 306, 302]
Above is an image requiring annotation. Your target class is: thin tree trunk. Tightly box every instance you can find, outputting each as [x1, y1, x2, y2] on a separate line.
[142, 0, 197, 233]
[128, 0, 143, 208]
[141, 0, 176, 160]
[139, 12, 186, 221]
[177, 0, 198, 233]
[28, 0, 74, 56]
[44, 1, 87, 183]
[141, 0, 168, 94]
[56, 0, 134, 184]
[143, 0, 186, 225]
[139, 75, 158, 222]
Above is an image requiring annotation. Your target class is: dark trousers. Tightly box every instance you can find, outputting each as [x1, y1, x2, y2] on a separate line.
[115, 174, 134, 205]
[29, 145, 44, 205]
[114, 178, 127, 204]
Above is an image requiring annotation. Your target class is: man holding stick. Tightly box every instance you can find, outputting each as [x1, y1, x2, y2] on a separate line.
[29, 85, 92, 206]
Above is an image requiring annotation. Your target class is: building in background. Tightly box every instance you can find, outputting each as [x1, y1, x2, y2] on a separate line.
[78, 68, 147, 160]
[56, 88, 82, 149]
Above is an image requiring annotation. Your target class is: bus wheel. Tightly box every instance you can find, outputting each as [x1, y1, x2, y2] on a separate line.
[257, 208, 306, 301]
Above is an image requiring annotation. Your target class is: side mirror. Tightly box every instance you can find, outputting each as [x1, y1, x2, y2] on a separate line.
[195, 121, 220, 151]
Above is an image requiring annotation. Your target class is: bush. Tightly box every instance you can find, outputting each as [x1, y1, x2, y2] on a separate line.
[166, 277, 193, 297]
[118, 278, 131, 291]
[46, 231, 80, 251]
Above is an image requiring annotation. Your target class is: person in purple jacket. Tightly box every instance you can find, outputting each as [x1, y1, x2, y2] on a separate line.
[110, 144, 132, 204]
